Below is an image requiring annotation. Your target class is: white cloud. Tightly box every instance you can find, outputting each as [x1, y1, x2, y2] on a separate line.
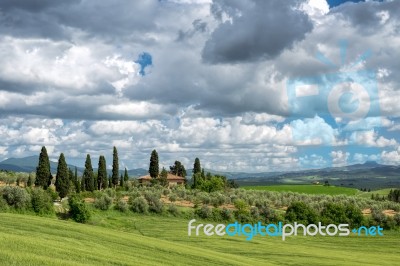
[330, 150, 350, 167]
[350, 130, 397, 147]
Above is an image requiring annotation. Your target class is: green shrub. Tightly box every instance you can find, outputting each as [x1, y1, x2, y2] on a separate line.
[0, 197, 9, 211]
[30, 188, 54, 215]
[195, 205, 212, 219]
[1, 186, 31, 209]
[147, 195, 163, 214]
[130, 196, 149, 213]
[94, 194, 113, 210]
[162, 188, 170, 196]
[104, 188, 116, 198]
[394, 213, 400, 226]
[115, 198, 129, 212]
[169, 194, 177, 202]
[168, 204, 179, 216]
[68, 195, 91, 223]
[285, 202, 319, 225]
[320, 203, 348, 225]
[211, 208, 223, 221]
[221, 208, 234, 222]
[344, 204, 364, 227]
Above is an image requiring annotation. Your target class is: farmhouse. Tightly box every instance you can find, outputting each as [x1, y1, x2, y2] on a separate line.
[138, 173, 185, 187]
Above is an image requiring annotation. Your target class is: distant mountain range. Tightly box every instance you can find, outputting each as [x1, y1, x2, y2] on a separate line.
[0, 156, 148, 177]
[0, 156, 399, 189]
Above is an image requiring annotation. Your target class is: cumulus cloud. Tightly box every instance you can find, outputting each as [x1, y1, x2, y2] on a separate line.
[0, 0, 400, 171]
[202, 0, 313, 63]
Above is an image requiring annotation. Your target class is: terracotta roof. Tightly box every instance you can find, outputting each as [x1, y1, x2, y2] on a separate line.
[138, 173, 185, 180]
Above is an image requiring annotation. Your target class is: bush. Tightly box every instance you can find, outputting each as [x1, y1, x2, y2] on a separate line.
[68, 195, 91, 223]
[1, 186, 31, 209]
[169, 194, 177, 202]
[115, 198, 129, 212]
[147, 195, 163, 214]
[195, 205, 212, 219]
[285, 202, 318, 225]
[130, 196, 149, 213]
[320, 203, 348, 225]
[104, 188, 116, 198]
[0, 197, 9, 211]
[30, 188, 54, 215]
[94, 194, 113, 210]
[394, 213, 400, 226]
[168, 204, 179, 216]
[221, 208, 234, 222]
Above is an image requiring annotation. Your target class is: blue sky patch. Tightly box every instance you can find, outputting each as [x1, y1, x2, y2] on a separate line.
[136, 52, 153, 76]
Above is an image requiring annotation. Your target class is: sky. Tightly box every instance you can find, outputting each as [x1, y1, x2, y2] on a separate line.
[0, 0, 399, 172]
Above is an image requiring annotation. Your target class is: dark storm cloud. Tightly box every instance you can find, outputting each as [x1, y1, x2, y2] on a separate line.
[331, 0, 400, 30]
[0, 0, 80, 40]
[176, 19, 208, 41]
[202, 0, 313, 64]
[0, 0, 80, 12]
[0, 0, 158, 41]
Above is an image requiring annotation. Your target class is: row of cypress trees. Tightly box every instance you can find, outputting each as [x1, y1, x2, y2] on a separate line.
[35, 146, 127, 199]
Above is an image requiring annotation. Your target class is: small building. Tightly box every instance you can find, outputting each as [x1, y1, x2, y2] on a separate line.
[312, 181, 320, 185]
[138, 173, 185, 187]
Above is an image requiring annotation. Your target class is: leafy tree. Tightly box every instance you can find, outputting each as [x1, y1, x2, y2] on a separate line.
[27, 174, 33, 187]
[35, 146, 52, 189]
[112, 147, 119, 188]
[285, 202, 319, 225]
[193, 158, 201, 174]
[82, 154, 95, 192]
[170, 161, 186, 177]
[124, 168, 129, 182]
[30, 188, 54, 215]
[149, 149, 159, 179]
[55, 153, 70, 199]
[159, 167, 168, 187]
[69, 195, 91, 223]
[98, 155, 108, 190]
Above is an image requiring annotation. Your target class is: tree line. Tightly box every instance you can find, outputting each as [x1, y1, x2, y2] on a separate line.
[33, 146, 237, 200]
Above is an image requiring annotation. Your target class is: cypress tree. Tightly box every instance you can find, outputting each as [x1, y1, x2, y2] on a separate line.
[74, 167, 80, 193]
[149, 149, 159, 179]
[35, 146, 52, 189]
[98, 155, 108, 190]
[108, 176, 112, 188]
[80, 175, 85, 192]
[55, 153, 70, 199]
[193, 158, 201, 174]
[112, 147, 119, 188]
[170, 161, 186, 177]
[120, 174, 124, 187]
[83, 154, 95, 192]
[68, 168, 74, 192]
[27, 174, 33, 187]
[124, 168, 129, 182]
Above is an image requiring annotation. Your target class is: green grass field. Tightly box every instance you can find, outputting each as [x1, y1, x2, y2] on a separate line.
[358, 188, 395, 199]
[1, 211, 399, 265]
[243, 185, 359, 195]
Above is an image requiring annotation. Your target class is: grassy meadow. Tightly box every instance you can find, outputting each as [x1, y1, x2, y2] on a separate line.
[242, 184, 359, 195]
[1, 211, 400, 266]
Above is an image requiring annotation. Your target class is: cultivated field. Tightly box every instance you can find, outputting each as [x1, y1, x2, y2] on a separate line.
[1, 212, 399, 265]
[242, 184, 359, 195]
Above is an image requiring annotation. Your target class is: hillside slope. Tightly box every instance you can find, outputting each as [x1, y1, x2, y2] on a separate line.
[0, 213, 260, 266]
